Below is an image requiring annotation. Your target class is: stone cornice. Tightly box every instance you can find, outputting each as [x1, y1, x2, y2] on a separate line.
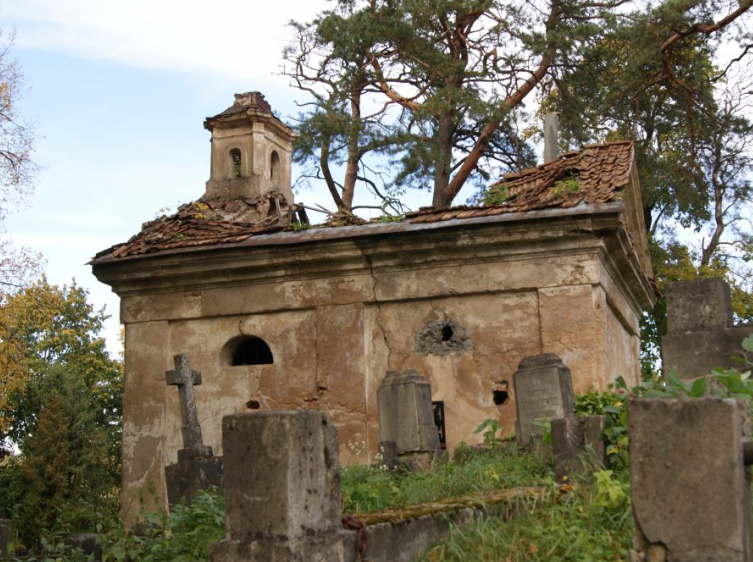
[92, 203, 655, 311]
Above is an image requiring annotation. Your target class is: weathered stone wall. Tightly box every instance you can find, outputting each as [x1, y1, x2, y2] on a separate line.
[104, 212, 652, 521]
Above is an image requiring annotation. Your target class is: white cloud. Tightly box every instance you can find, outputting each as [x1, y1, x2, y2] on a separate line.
[3, 0, 328, 80]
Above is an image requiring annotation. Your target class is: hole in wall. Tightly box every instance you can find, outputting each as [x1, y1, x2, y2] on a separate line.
[246, 399, 260, 410]
[493, 380, 509, 406]
[441, 324, 454, 341]
[414, 316, 473, 356]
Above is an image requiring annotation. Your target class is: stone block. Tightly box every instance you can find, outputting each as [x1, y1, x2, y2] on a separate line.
[662, 325, 753, 380]
[210, 536, 350, 562]
[220, 411, 342, 542]
[551, 415, 605, 481]
[628, 398, 752, 562]
[513, 354, 574, 447]
[377, 370, 441, 455]
[662, 278, 753, 379]
[666, 278, 732, 333]
[165, 456, 223, 507]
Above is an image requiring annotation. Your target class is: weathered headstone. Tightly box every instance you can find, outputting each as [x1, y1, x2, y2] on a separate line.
[513, 353, 574, 447]
[209, 411, 351, 562]
[550, 415, 606, 481]
[628, 398, 752, 562]
[164, 354, 223, 506]
[377, 370, 445, 470]
[662, 278, 753, 379]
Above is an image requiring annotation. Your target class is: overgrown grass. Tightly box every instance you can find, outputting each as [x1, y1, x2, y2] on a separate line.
[341, 446, 555, 514]
[421, 469, 633, 562]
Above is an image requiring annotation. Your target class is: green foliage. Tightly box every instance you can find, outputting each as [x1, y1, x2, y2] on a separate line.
[14, 489, 226, 562]
[422, 469, 633, 561]
[482, 185, 510, 206]
[0, 277, 123, 446]
[549, 178, 580, 198]
[575, 383, 630, 469]
[292, 221, 313, 231]
[473, 419, 504, 448]
[98, 489, 225, 562]
[0, 278, 123, 550]
[376, 213, 406, 223]
[341, 447, 553, 515]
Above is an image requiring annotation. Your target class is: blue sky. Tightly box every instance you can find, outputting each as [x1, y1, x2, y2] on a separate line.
[0, 0, 439, 354]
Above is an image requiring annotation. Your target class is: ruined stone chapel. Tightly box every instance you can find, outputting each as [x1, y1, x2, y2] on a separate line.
[92, 92, 656, 518]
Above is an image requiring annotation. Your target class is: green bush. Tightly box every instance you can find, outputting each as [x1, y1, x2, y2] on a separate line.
[99, 488, 225, 562]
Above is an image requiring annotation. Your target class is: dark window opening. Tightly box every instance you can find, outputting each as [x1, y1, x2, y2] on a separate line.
[441, 324, 454, 341]
[493, 380, 509, 406]
[230, 148, 242, 178]
[225, 336, 273, 366]
[270, 151, 281, 184]
[246, 399, 260, 410]
[432, 401, 447, 449]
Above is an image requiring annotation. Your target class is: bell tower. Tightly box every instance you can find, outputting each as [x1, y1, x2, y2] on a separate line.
[203, 92, 297, 202]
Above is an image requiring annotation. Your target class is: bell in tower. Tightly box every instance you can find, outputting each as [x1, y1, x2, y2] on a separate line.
[203, 92, 297, 203]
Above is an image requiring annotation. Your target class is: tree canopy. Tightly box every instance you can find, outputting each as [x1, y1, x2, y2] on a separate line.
[286, 0, 753, 213]
[0, 278, 123, 548]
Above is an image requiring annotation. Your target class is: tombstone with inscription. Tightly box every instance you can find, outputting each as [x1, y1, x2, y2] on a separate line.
[164, 354, 223, 506]
[513, 353, 575, 448]
[377, 370, 446, 470]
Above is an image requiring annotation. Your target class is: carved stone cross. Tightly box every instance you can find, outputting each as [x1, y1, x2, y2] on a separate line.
[166, 354, 212, 459]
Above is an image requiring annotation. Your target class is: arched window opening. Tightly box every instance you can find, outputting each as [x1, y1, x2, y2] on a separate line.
[229, 148, 242, 178]
[223, 335, 273, 366]
[270, 151, 281, 184]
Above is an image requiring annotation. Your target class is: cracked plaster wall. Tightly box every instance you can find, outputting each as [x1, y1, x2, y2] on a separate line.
[118, 238, 643, 520]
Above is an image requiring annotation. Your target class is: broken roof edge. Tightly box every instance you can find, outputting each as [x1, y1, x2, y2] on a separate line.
[494, 140, 634, 185]
[91, 202, 626, 266]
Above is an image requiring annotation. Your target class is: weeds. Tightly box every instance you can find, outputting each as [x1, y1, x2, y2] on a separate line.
[422, 469, 632, 562]
[341, 447, 553, 514]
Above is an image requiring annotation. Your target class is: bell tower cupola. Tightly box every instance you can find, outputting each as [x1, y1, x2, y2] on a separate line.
[203, 92, 297, 202]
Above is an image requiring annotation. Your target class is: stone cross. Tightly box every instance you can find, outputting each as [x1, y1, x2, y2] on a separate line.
[166, 354, 211, 458]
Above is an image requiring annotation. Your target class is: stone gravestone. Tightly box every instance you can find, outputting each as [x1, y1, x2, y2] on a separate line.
[513, 353, 574, 448]
[377, 370, 445, 470]
[628, 398, 752, 562]
[550, 415, 606, 481]
[164, 354, 223, 506]
[662, 277, 753, 379]
[210, 411, 351, 562]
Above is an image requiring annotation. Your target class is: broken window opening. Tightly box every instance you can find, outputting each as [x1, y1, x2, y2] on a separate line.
[223, 335, 273, 366]
[230, 148, 242, 178]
